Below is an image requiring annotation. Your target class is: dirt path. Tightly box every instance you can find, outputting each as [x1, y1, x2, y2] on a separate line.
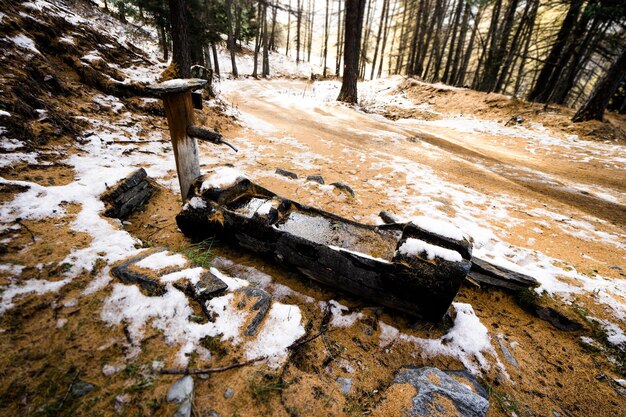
[216, 79, 625, 279]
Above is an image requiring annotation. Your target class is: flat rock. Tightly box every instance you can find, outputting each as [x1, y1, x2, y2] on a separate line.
[224, 388, 234, 399]
[275, 168, 298, 179]
[336, 377, 353, 395]
[379, 210, 399, 224]
[111, 249, 167, 296]
[70, 380, 94, 398]
[306, 174, 324, 184]
[535, 306, 583, 331]
[387, 367, 489, 417]
[167, 375, 194, 404]
[496, 334, 519, 369]
[330, 182, 355, 197]
[186, 270, 228, 302]
[174, 400, 192, 417]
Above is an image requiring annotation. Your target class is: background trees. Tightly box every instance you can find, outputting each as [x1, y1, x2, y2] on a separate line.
[108, 0, 626, 119]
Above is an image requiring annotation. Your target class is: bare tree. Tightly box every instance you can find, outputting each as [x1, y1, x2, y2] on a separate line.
[337, 0, 367, 103]
[168, 0, 191, 77]
[573, 45, 626, 122]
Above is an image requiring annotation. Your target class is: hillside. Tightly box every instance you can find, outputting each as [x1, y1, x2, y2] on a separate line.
[1, 1, 625, 417]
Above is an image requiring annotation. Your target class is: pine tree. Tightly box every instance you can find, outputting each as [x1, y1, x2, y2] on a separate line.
[337, 0, 367, 103]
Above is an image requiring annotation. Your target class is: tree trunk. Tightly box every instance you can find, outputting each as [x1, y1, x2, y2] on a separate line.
[377, 0, 396, 78]
[336, 0, 344, 76]
[337, 0, 367, 103]
[551, 16, 601, 105]
[211, 43, 220, 77]
[286, 0, 292, 56]
[527, 0, 583, 102]
[323, 0, 330, 77]
[307, 0, 315, 62]
[234, 0, 242, 48]
[225, 0, 239, 77]
[424, 0, 449, 81]
[159, 24, 169, 62]
[449, 0, 470, 85]
[359, 0, 374, 80]
[252, 2, 262, 78]
[480, 0, 517, 92]
[296, 0, 302, 63]
[387, 1, 400, 75]
[394, 0, 409, 74]
[269, 1, 278, 51]
[442, 0, 464, 84]
[262, 3, 270, 77]
[494, 0, 532, 93]
[572, 46, 626, 122]
[455, 4, 483, 86]
[370, 0, 389, 80]
[168, 0, 192, 78]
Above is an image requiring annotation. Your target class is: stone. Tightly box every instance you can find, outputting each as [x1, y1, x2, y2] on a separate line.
[167, 375, 194, 404]
[379, 210, 399, 224]
[224, 388, 234, 399]
[70, 380, 94, 398]
[275, 168, 298, 179]
[306, 175, 325, 184]
[330, 182, 355, 197]
[114, 393, 131, 414]
[237, 287, 272, 336]
[111, 249, 167, 296]
[336, 377, 353, 395]
[174, 400, 192, 417]
[389, 367, 489, 417]
[496, 334, 519, 369]
[535, 306, 583, 331]
[186, 270, 228, 302]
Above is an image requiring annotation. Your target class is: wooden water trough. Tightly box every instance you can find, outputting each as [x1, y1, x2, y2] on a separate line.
[147, 79, 538, 320]
[176, 173, 474, 320]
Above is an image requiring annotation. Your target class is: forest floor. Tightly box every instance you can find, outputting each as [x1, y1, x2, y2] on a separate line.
[1, 1, 626, 417]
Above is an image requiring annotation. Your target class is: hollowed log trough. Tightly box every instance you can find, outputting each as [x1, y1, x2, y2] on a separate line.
[176, 174, 474, 321]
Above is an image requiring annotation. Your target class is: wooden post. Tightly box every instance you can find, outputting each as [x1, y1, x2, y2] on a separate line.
[147, 79, 206, 202]
[147, 79, 236, 203]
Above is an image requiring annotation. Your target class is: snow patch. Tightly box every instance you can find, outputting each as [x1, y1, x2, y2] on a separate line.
[409, 216, 467, 241]
[11, 34, 40, 55]
[397, 238, 463, 262]
[135, 251, 187, 271]
[244, 303, 305, 368]
[326, 300, 364, 328]
[209, 267, 249, 290]
[200, 167, 244, 191]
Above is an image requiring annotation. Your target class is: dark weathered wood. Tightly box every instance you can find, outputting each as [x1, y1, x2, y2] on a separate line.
[187, 126, 222, 143]
[164, 92, 200, 201]
[101, 168, 153, 219]
[147, 79, 206, 202]
[469, 257, 539, 291]
[187, 126, 238, 152]
[111, 248, 228, 307]
[146, 79, 207, 95]
[176, 176, 473, 320]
